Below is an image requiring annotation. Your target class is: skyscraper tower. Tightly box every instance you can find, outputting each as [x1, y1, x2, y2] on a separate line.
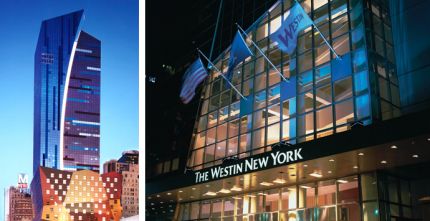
[33, 10, 101, 174]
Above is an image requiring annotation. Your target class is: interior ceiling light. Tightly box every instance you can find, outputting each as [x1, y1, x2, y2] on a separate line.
[232, 196, 242, 200]
[381, 160, 387, 164]
[167, 193, 172, 195]
[192, 188, 196, 190]
[273, 178, 287, 184]
[353, 166, 358, 169]
[219, 188, 231, 194]
[156, 195, 160, 197]
[179, 190, 183, 193]
[300, 185, 311, 189]
[337, 179, 348, 184]
[260, 182, 274, 186]
[329, 159, 335, 162]
[328, 171, 332, 174]
[390, 145, 398, 149]
[258, 192, 267, 195]
[204, 191, 217, 196]
[303, 164, 308, 167]
[419, 196, 430, 202]
[309, 172, 323, 178]
[358, 152, 364, 156]
[231, 186, 242, 192]
[412, 154, 419, 158]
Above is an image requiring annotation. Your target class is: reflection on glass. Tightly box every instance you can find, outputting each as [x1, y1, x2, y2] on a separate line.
[361, 173, 377, 201]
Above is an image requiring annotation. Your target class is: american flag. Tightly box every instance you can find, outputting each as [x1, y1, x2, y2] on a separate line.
[180, 58, 208, 104]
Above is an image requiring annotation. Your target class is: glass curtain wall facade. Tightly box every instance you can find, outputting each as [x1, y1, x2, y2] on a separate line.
[63, 31, 101, 172]
[177, 172, 412, 221]
[34, 10, 83, 174]
[187, 0, 399, 171]
[34, 10, 101, 173]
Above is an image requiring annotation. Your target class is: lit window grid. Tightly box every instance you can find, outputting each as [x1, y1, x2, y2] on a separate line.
[188, 0, 374, 169]
[176, 174, 360, 220]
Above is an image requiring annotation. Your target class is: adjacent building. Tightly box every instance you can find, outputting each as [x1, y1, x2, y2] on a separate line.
[31, 167, 122, 221]
[33, 9, 101, 174]
[147, 0, 430, 221]
[4, 174, 33, 221]
[103, 150, 139, 218]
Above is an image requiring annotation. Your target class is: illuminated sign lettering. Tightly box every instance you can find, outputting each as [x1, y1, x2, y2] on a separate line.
[194, 148, 303, 184]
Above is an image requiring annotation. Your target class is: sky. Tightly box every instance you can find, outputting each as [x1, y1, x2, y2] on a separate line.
[0, 0, 138, 218]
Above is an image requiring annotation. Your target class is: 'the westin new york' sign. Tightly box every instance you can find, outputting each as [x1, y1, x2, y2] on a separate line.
[194, 147, 303, 183]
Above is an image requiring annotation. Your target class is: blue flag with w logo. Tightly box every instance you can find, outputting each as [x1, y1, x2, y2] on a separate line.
[225, 31, 253, 88]
[270, 2, 313, 55]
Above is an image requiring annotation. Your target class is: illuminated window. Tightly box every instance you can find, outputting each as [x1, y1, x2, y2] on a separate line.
[55, 190, 58, 195]
[75, 175, 78, 179]
[79, 215, 82, 220]
[83, 176, 86, 180]
[51, 173, 54, 178]
[98, 210, 102, 215]
[110, 194, 114, 198]
[51, 184, 54, 189]
[59, 174, 63, 178]
[59, 196, 62, 201]
[114, 178, 118, 182]
[91, 176, 94, 181]
[103, 204, 106, 209]
[107, 188, 110, 193]
[95, 204, 98, 208]
[46, 190, 50, 194]
[67, 174, 71, 179]
[107, 177, 110, 182]
[46, 178, 50, 183]
[110, 183, 114, 188]
[103, 183, 106, 187]
[63, 180, 66, 184]
[59, 185, 62, 190]
[63, 191, 66, 195]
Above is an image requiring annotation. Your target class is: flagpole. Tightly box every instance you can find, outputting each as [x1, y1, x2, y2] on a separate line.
[293, 0, 341, 60]
[236, 23, 289, 83]
[197, 49, 247, 100]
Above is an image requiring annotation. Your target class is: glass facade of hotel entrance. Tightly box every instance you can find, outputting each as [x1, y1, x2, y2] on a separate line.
[177, 172, 413, 221]
[187, 0, 399, 171]
[179, 0, 402, 220]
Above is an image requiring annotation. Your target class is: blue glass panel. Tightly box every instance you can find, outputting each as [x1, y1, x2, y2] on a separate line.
[239, 95, 254, 117]
[356, 93, 370, 119]
[281, 75, 297, 101]
[332, 53, 352, 81]
[354, 71, 369, 94]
